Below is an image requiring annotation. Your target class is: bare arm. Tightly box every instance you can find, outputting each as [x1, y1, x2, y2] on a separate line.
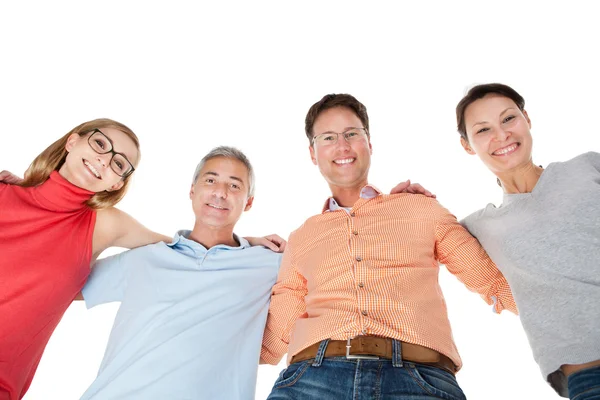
[93, 207, 170, 256]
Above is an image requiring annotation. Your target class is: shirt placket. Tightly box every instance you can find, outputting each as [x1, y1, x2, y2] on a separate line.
[348, 209, 369, 336]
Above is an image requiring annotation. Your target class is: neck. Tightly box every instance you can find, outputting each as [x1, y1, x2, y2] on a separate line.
[188, 222, 238, 249]
[329, 181, 367, 208]
[497, 162, 544, 194]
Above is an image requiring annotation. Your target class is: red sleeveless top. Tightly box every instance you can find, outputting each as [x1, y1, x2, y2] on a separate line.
[0, 171, 96, 399]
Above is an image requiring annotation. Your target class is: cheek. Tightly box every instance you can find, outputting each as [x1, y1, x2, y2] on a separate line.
[313, 148, 329, 165]
[469, 136, 490, 154]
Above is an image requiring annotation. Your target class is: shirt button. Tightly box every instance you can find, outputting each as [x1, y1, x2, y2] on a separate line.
[356, 256, 362, 262]
[361, 310, 368, 316]
[352, 230, 358, 235]
[362, 329, 368, 335]
[350, 212, 356, 217]
[358, 282, 365, 288]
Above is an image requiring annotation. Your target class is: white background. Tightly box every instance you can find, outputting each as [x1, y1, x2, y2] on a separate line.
[1, 1, 599, 399]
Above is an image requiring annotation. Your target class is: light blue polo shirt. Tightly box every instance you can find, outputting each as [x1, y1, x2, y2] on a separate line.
[80, 230, 282, 400]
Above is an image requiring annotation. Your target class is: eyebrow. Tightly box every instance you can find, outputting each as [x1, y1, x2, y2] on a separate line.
[95, 129, 136, 163]
[316, 127, 364, 135]
[203, 171, 244, 185]
[471, 107, 516, 128]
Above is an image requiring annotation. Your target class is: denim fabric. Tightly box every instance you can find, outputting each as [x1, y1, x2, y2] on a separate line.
[268, 339, 465, 400]
[267, 358, 466, 400]
[568, 365, 600, 400]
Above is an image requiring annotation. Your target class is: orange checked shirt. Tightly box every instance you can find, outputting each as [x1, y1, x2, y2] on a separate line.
[261, 186, 517, 370]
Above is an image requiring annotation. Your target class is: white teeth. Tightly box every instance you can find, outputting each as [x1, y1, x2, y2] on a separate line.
[84, 160, 101, 178]
[334, 158, 355, 164]
[207, 204, 226, 210]
[493, 143, 518, 155]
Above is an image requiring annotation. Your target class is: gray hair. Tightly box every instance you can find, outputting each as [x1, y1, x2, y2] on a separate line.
[192, 146, 255, 197]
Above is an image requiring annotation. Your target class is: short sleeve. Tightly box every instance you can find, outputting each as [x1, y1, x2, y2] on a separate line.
[82, 251, 129, 308]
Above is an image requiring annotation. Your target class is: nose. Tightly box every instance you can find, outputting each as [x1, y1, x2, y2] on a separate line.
[494, 127, 511, 142]
[96, 153, 111, 168]
[212, 182, 228, 199]
[335, 134, 352, 151]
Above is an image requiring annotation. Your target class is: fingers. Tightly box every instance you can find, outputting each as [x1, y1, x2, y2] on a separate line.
[0, 170, 23, 184]
[242, 235, 287, 252]
[262, 239, 281, 252]
[389, 180, 410, 194]
[406, 183, 436, 198]
[264, 234, 287, 253]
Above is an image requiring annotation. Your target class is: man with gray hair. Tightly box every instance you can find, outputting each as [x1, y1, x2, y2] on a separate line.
[78, 146, 283, 400]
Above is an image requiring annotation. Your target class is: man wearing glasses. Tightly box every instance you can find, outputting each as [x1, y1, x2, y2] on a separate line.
[261, 94, 517, 399]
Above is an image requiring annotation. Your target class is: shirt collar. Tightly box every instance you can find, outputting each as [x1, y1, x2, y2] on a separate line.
[322, 184, 382, 213]
[167, 230, 251, 252]
[34, 170, 95, 212]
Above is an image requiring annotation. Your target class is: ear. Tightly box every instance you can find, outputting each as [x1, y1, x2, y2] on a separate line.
[65, 133, 81, 152]
[460, 137, 476, 155]
[523, 109, 532, 129]
[244, 196, 254, 212]
[368, 138, 373, 155]
[107, 179, 125, 192]
[309, 145, 317, 166]
[189, 183, 195, 200]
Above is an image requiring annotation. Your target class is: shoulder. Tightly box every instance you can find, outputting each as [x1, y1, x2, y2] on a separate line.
[549, 151, 599, 169]
[243, 245, 283, 267]
[95, 206, 123, 231]
[290, 214, 323, 238]
[114, 241, 172, 265]
[460, 207, 489, 234]
[0, 181, 21, 195]
[573, 151, 599, 163]
[578, 151, 600, 168]
[382, 193, 442, 216]
[96, 206, 127, 223]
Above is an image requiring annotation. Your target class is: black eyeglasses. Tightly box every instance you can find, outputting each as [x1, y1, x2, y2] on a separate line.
[87, 129, 135, 177]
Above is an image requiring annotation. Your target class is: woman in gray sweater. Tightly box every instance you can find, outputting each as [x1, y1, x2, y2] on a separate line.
[455, 83, 599, 399]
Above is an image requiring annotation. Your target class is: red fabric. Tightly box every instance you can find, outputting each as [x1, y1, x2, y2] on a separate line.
[0, 171, 96, 399]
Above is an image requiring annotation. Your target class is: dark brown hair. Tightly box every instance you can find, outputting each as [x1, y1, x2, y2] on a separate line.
[305, 94, 369, 145]
[456, 83, 525, 141]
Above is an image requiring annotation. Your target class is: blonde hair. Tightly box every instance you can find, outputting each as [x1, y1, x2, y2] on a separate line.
[19, 118, 141, 209]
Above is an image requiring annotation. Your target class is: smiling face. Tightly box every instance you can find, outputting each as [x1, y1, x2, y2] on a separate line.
[462, 94, 533, 174]
[189, 156, 253, 230]
[309, 106, 372, 191]
[58, 127, 140, 193]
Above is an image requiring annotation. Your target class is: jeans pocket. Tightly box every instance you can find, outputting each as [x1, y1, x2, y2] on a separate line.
[406, 363, 467, 400]
[273, 361, 311, 389]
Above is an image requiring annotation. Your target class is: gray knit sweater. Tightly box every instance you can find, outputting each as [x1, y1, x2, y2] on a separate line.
[461, 152, 600, 397]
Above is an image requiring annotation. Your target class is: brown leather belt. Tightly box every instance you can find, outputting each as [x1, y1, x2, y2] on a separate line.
[290, 336, 457, 375]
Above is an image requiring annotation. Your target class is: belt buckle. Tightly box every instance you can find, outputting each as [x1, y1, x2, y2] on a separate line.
[345, 338, 379, 360]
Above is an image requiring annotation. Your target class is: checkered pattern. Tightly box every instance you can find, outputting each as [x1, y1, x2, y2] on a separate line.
[261, 189, 517, 370]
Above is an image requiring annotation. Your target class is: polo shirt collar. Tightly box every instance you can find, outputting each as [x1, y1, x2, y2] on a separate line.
[167, 230, 251, 253]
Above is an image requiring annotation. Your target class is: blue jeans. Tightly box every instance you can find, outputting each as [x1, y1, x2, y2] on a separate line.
[568, 365, 600, 400]
[267, 340, 466, 400]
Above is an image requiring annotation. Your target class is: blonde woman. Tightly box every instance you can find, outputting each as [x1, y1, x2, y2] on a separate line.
[0, 119, 281, 399]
